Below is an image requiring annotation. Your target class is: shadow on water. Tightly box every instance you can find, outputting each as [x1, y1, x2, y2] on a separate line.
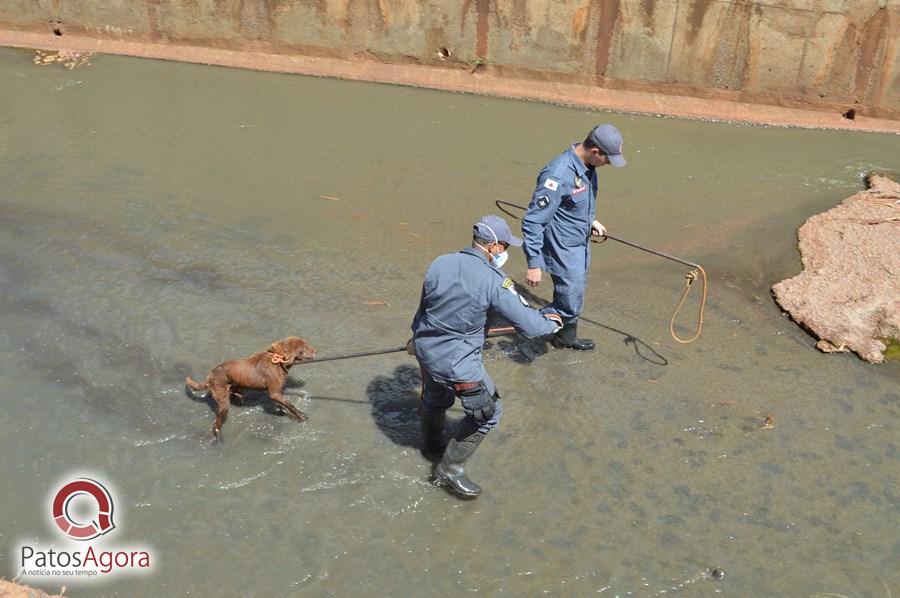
[364, 364, 423, 449]
[364, 364, 476, 451]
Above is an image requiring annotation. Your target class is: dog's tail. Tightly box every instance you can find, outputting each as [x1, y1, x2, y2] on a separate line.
[185, 376, 209, 393]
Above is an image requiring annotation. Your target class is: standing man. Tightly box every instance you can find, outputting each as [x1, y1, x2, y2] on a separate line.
[410, 215, 562, 499]
[521, 124, 626, 350]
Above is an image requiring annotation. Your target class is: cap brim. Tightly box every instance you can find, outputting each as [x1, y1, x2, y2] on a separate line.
[506, 234, 523, 247]
[608, 154, 626, 167]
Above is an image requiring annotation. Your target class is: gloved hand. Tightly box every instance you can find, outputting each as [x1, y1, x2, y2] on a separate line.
[543, 312, 563, 333]
[459, 385, 496, 424]
[405, 337, 416, 356]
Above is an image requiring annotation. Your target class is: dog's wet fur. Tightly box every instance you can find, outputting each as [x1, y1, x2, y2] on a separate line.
[185, 336, 317, 439]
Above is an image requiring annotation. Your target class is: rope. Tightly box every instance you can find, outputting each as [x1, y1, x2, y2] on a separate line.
[297, 327, 517, 365]
[268, 352, 290, 364]
[668, 266, 707, 344]
[495, 199, 707, 343]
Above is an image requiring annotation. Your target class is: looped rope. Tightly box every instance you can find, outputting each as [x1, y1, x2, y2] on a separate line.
[269, 352, 290, 365]
[669, 267, 707, 344]
[495, 199, 707, 344]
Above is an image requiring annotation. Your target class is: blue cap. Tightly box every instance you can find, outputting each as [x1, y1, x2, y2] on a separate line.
[589, 124, 626, 167]
[474, 215, 523, 247]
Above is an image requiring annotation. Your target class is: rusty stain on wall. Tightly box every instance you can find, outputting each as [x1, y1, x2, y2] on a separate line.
[572, 5, 590, 42]
[594, 0, 622, 79]
[145, 0, 160, 41]
[685, 0, 714, 45]
[461, 0, 492, 59]
[854, 6, 890, 103]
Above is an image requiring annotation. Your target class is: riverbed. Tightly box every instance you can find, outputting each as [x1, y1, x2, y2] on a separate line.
[1, 47, 898, 596]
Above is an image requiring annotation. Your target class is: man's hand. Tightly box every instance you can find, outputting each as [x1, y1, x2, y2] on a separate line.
[405, 337, 416, 356]
[591, 220, 607, 237]
[543, 312, 563, 333]
[526, 267, 542, 287]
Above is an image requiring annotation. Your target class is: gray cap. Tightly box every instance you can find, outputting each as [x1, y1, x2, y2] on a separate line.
[474, 215, 522, 247]
[589, 124, 626, 167]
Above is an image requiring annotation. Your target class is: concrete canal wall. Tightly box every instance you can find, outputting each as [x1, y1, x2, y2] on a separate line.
[1, 0, 898, 128]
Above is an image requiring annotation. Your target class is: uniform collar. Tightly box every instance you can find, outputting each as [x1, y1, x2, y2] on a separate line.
[461, 246, 490, 264]
[568, 144, 591, 179]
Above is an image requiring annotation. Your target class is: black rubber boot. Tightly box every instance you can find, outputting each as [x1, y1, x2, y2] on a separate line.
[516, 334, 536, 363]
[434, 430, 485, 499]
[551, 321, 595, 350]
[420, 411, 447, 461]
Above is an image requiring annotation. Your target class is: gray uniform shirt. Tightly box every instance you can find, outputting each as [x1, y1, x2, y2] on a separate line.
[411, 247, 558, 385]
[522, 145, 598, 279]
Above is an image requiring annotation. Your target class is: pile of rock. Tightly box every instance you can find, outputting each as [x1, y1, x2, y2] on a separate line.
[0, 578, 64, 597]
[33, 49, 93, 69]
[772, 175, 900, 364]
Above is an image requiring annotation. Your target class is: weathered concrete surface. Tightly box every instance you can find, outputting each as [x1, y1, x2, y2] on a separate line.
[0, 0, 898, 123]
[773, 175, 900, 364]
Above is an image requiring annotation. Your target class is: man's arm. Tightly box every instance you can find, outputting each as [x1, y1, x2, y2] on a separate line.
[490, 279, 561, 339]
[522, 171, 563, 285]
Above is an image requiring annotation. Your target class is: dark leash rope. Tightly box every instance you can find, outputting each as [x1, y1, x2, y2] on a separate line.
[494, 200, 707, 343]
[297, 327, 516, 365]
[496, 200, 701, 267]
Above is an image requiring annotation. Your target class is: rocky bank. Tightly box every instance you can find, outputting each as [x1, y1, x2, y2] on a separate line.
[772, 175, 900, 364]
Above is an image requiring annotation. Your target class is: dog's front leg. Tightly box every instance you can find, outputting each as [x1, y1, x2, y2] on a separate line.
[268, 385, 307, 423]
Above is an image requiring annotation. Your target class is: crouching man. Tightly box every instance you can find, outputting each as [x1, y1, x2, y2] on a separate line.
[409, 215, 562, 499]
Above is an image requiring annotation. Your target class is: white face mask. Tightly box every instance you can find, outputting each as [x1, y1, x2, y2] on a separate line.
[475, 223, 508, 269]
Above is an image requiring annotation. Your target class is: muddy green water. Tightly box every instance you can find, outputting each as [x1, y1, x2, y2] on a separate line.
[1, 47, 898, 597]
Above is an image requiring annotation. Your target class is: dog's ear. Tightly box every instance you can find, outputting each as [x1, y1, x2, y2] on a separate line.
[282, 337, 304, 361]
[268, 341, 286, 357]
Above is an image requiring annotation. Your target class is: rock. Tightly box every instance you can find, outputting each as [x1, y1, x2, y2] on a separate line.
[32, 49, 94, 69]
[772, 175, 900, 364]
[0, 578, 64, 597]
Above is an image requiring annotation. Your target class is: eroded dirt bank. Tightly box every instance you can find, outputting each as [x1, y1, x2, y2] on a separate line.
[1, 29, 898, 134]
[2, 0, 900, 132]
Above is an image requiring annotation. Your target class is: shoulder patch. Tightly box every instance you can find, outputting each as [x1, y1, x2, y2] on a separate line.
[502, 277, 514, 289]
[543, 178, 559, 191]
[536, 195, 550, 209]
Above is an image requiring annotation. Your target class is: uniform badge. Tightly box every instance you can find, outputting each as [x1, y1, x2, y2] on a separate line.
[543, 178, 558, 191]
[575, 175, 583, 188]
[536, 195, 550, 209]
[502, 278, 515, 289]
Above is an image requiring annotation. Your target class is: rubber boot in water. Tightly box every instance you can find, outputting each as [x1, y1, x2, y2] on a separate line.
[420, 411, 447, 461]
[551, 321, 595, 350]
[434, 431, 485, 499]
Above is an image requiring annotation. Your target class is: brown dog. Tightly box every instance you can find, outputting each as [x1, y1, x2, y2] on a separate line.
[185, 336, 317, 439]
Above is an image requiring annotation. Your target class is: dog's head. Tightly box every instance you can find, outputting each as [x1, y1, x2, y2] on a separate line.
[268, 336, 317, 365]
